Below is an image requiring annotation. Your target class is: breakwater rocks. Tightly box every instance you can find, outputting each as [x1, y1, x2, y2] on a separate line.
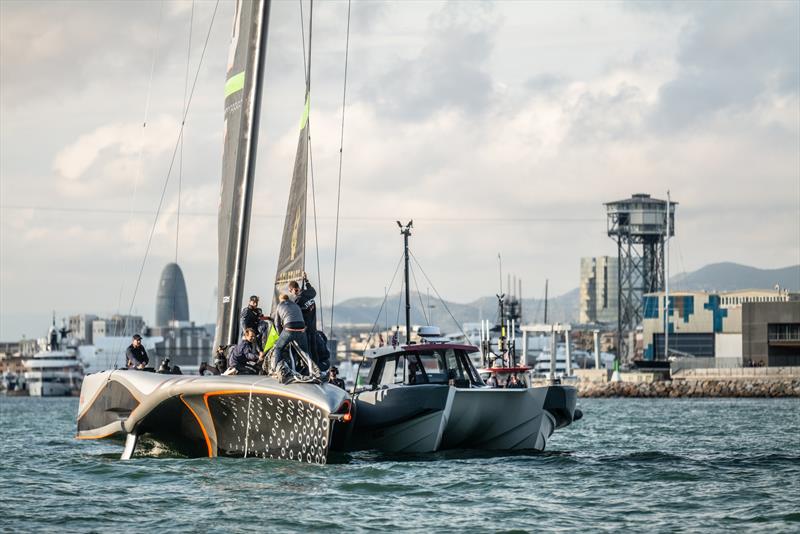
[577, 379, 800, 398]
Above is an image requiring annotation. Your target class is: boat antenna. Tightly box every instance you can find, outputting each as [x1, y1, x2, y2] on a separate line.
[497, 253, 503, 296]
[398, 220, 413, 343]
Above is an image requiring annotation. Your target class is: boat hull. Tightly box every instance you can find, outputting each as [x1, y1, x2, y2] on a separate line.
[340, 384, 577, 454]
[76, 370, 349, 463]
[28, 380, 76, 397]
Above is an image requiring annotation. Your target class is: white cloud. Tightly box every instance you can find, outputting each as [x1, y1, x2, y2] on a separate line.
[1, 0, 798, 340]
[53, 115, 179, 182]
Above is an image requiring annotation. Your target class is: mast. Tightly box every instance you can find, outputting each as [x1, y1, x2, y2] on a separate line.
[214, 0, 271, 350]
[398, 221, 413, 343]
[544, 279, 549, 324]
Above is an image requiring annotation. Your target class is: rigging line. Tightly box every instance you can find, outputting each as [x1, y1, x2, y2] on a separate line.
[409, 251, 471, 342]
[122, 0, 220, 344]
[409, 261, 429, 325]
[298, 0, 323, 332]
[309, 146, 324, 331]
[328, 0, 352, 338]
[395, 273, 405, 334]
[111, 0, 164, 361]
[176, 0, 195, 267]
[298, 0, 307, 84]
[363, 252, 404, 349]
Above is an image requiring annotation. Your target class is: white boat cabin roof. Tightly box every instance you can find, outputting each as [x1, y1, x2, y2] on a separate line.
[364, 342, 480, 360]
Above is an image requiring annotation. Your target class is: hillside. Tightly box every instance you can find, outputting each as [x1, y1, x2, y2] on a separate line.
[329, 262, 799, 329]
[670, 263, 799, 292]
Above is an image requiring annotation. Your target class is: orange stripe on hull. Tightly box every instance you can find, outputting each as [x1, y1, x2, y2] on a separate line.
[180, 394, 214, 458]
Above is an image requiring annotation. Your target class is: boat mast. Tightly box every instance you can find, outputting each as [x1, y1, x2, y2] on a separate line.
[543, 279, 549, 324]
[214, 0, 272, 350]
[398, 220, 413, 343]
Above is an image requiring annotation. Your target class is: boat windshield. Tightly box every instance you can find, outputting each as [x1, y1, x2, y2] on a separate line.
[370, 348, 484, 387]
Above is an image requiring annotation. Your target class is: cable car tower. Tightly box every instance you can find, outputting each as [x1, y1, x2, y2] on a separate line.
[605, 193, 676, 360]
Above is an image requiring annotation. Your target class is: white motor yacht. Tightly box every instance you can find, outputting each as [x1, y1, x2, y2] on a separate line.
[24, 348, 84, 397]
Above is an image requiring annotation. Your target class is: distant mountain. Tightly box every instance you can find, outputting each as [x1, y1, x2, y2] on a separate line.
[330, 288, 578, 331]
[329, 263, 799, 331]
[670, 263, 800, 292]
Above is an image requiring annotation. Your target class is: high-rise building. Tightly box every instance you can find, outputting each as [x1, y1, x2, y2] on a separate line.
[155, 263, 190, 327]
[579, 256, 619, 324]
[92, 315, 145, 339]
[68, 314, 98, 344]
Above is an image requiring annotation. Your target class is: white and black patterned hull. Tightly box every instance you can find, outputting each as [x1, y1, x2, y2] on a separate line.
[77, 370, 350, 463]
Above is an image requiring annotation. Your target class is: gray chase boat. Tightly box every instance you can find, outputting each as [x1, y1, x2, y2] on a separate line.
[76, 0, 352, 463]
[335, 340, 578, 454]
[333, 221, 580, 454]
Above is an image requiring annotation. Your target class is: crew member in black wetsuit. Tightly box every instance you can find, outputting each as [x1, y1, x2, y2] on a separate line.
[288, 273, 321, 369]
[125, 334, 149, 369]
[240, 295, 269, 348]
[227, 328, 262, 375]
[328, 367, 346, 390]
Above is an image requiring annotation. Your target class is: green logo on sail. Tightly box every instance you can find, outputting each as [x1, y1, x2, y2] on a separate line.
[224, 72, 245, 98]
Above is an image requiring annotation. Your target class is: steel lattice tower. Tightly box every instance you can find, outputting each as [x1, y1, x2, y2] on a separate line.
[605, 194, 676, 360]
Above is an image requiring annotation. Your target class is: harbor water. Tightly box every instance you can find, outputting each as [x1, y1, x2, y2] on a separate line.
[1, 397, 798, 532]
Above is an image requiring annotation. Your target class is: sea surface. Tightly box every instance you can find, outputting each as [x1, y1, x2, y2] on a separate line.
[1, 397, 798, 533]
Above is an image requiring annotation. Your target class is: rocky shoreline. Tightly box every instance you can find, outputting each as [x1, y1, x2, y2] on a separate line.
[577, 379, 800, 398]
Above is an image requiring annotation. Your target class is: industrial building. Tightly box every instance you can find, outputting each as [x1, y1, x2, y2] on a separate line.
[642, 289, 799, 363]
[743, 301, 800, 366]
[579, 256, 619, 324]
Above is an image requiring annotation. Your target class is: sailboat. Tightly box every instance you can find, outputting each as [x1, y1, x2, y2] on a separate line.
[76, 0, 350, 462]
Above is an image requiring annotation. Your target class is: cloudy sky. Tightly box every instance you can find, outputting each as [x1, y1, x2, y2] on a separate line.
[1, 0, 798, 340]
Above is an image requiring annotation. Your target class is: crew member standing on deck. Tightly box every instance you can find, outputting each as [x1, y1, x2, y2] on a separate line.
[125, 334, 149, 369]
[274, 294, 310, 382]
[288, 272, 321, 368]
[240, 295, 269, 347]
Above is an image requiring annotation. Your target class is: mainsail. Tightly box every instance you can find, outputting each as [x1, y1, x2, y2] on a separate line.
[214, 0, 271, 350]
[272, 91, 310, 308]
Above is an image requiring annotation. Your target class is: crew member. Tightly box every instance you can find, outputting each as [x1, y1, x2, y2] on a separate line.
[288, 273, 319, 366]
[240, 295, 269, 347]
[274, 294, 310, 380]
[227, 328, 262, 375]
[505, 374, 525, 389]
[328, 366, 346, 390]
[125, 334, 149, 369]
